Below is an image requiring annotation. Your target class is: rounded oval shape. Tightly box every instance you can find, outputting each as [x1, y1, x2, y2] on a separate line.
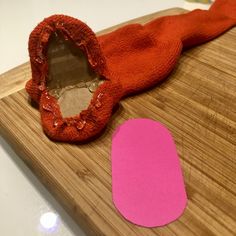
[112, 118, 187, 227]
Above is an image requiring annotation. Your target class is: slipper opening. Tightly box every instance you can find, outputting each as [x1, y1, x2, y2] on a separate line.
[46, 32, 105, 118]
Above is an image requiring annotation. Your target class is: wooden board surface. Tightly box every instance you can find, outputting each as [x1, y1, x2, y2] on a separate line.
[0, 8, 236, 236]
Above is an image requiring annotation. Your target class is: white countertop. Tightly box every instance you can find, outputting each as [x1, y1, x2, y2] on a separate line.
[0, 1, 211, 235]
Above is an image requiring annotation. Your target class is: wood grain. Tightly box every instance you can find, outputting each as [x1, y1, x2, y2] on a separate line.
[0, 8, 236, 236]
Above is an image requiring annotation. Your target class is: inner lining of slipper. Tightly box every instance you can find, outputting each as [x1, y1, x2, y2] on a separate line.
[47, 33, 104, 118]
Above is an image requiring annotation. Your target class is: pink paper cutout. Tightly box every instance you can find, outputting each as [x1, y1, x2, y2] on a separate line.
[112, 118, 187, 227]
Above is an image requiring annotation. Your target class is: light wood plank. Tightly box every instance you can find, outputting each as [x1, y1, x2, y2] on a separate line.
[0, 8, 236, 236]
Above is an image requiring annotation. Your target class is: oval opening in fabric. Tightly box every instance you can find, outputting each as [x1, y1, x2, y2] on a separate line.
[111, 118, 187, 227]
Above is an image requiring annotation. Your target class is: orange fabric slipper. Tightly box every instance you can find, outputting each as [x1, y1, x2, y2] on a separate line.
[26, 0, 236, 142]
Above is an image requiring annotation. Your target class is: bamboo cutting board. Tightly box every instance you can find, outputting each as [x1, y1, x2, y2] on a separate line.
[0, 8, 236, 236]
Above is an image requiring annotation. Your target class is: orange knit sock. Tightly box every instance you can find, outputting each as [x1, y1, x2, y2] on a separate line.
[26, 0, 236, 142]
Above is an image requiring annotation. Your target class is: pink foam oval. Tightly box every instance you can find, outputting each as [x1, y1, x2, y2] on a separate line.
[112, 118, 187, 227]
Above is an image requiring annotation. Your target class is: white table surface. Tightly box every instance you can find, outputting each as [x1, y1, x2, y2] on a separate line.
[0, 1, 211, 235]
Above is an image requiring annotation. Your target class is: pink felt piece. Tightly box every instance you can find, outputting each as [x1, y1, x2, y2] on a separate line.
[112, 118, 187, 227]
